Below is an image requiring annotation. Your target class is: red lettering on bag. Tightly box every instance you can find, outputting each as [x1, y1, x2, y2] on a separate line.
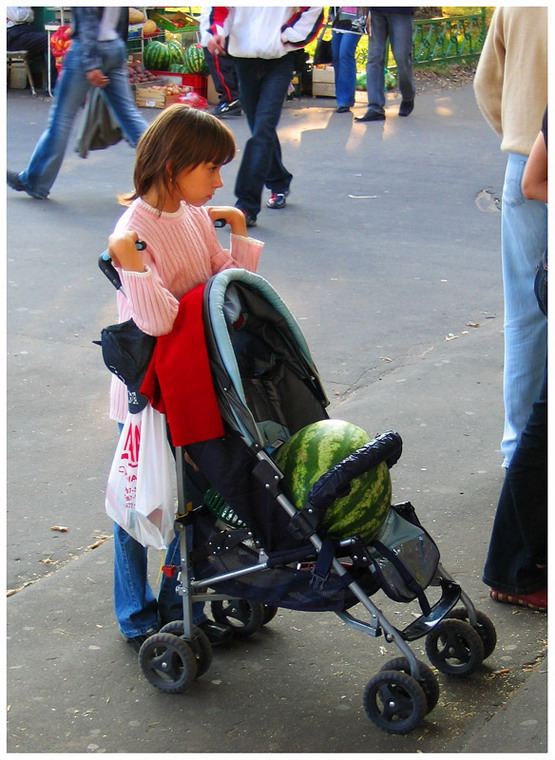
[120, 422, 140, 468]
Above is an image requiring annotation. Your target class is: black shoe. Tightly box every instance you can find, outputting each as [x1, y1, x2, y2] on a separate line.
[197, 620, 234, 647]
[7, 170, 26, 192]
[335, 105, 351, 113]
[399, 99, 414, 117]
[218, 99, 242, 117]
[238, 207, 257, 227]
[355, 109, 385, 123]
[125, 627, 159, 653]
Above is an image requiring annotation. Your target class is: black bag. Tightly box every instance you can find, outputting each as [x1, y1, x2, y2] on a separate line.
[313, 28, 333, 65]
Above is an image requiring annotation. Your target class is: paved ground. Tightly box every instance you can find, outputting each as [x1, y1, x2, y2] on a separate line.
[6, 82, 547, 754]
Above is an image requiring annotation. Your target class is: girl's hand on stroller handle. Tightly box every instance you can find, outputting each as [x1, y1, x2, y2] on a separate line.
[107, 231, 147, 273]
[99, 240, 146, 292]
[207, 206, 247, 237]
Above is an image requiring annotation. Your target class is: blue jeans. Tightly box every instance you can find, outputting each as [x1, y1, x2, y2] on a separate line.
[113, 424, 207, 638]
[483, 373, 547, 594]
[233, 53, 295, 216]
[500, 153, 547, 465]
[17, 38, 147, 199]
[331, 31, 361, 108]
[365, 11, 415, 114]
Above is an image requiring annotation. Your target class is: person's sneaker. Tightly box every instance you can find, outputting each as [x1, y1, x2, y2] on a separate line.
[125, 627, 159, 653]
[399, 99, 414, 117]
[218, 99, 242, 117]
[267, 191, 288, 209]
[7, 170, 48, 199]
[213, 100, 229, 116]
[197, 620, 234, 646]
[238, 208, 257, 227]
[489, 587, 547, 611]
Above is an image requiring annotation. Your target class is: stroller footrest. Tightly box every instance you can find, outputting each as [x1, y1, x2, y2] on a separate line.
[399, 579, 461, 642]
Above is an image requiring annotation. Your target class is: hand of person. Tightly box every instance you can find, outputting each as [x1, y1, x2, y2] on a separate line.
[87, 68, 110, 88]
[108, 230, 146, 272]
[206, 34, 227, 56]
[206, 206, 247, 237]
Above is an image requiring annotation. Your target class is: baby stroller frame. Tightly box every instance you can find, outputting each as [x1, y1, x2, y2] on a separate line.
[99, 260, 497, 735]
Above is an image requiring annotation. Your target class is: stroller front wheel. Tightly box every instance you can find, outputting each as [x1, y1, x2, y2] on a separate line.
[425, 618, 485, 677]
[444, 607, 497, 659]
[380, 657, 440, 714]
[363, 670, 427, 734]
[159, 621, 213, 678]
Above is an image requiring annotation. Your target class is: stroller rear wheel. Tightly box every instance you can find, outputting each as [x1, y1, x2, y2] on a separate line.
[425, 618, 485, 677]
[159, 621, 213, 678]
[211, 599, 264, 637]
[445, 607, 497, 659]
[380, 657, 440, 714]
[262, 605, 278, 625]
[139, 632, 198, 693]
[363, 669, 427, 734]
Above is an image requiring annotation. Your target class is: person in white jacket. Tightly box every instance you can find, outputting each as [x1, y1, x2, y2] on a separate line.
[202, 7, 323, 226]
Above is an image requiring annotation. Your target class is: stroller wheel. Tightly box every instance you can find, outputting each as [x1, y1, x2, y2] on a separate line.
[262, 605, 278, 626]
[159, 621, 213, 678]
[211, 599, 264, 637]
[445, 607, 497, 659]
[380, 657, 440, 714]
[425, 618, 485, 677]
[139, 632, 198, 693]
[363, 670, 427, 734]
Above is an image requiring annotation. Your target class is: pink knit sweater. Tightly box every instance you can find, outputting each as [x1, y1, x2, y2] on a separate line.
[109, 197, 263, 423]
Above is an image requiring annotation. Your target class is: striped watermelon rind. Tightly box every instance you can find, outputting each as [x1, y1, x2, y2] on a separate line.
[167, 40, 185, 66]
[273, 420, 392, 543]
[183, 43, 208, 75]
[144, 40, 171, 72]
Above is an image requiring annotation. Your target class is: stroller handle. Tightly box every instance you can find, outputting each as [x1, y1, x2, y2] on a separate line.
[288, 431, 402, 541]
[98, 241, 146, 294]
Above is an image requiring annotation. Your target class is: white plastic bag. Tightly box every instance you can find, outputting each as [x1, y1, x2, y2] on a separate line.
[105, 404, 176, 549]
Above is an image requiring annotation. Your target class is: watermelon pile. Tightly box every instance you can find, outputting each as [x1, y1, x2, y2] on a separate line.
[143, 39, 172, 71]
[183, 44, 209, 75]
[273, 420, 392, 543]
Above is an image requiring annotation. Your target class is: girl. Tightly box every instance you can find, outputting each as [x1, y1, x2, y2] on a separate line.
[107, 104, 264, 651]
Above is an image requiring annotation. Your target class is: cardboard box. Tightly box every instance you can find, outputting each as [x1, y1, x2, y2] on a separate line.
[135, 83, 192, 109]
[312, 82, 336, 97]
[312, 65, 335, 83]
[149, 71, 208, 99]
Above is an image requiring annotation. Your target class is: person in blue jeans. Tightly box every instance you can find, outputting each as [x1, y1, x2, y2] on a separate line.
[329, 8, 367, 113]
[7, 7, 147, 200]
[355, 7, 415, 122]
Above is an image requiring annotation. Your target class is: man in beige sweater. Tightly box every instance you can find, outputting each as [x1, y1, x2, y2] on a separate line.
[473, 6, 547, 468]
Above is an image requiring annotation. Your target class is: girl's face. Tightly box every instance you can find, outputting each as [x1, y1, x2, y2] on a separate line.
[173, 161, 224, 206]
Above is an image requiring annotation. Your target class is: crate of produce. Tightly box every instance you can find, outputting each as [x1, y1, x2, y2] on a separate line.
[147, 10, 198, 33]
[149, 71, 207, 98]
[135, 83, 193, 109]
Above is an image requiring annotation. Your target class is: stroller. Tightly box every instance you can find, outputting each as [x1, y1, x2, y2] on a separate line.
[100, 264, 497, 735]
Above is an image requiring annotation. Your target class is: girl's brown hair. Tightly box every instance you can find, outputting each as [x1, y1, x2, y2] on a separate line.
[119, 104, 236, 208]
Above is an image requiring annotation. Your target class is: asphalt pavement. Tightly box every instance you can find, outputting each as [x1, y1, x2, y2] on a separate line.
[6, 82, 547, 754]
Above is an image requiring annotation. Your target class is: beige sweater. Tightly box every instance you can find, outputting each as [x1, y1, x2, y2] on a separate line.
[473, 7, 547, 156]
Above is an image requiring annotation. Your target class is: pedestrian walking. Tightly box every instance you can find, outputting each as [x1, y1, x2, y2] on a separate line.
[202, 7, 323, 227]
[7, 7, 148, 200]
[106, 104, 263, 651]
[200, 7, 241, 118]
[355, 7, 415, 122]
[329, 7, 367, 114]
[473, 6, 547, 467]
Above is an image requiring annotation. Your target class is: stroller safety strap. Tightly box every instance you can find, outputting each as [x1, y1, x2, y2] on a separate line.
[288, 430, 403, 540]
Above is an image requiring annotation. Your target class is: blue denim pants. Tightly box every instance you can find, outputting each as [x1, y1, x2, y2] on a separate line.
[365, 11, 415, 114]
[113, 425, 207, 638]
[331, 30, 361, 108]
[483, 372, 547, 594]
[17, 37, 147, 199]
[233, 53, 295, 216]
[500, 153, 548, 465]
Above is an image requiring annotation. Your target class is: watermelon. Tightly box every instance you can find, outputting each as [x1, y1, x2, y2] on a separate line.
[167, 39, 185, 66]
[273, 420, 391, 543]
[144, 40, 171, 72]
[183, 43, 209, 75]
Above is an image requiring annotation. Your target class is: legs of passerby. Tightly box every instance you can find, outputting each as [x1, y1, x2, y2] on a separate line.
[389, 12, 415, 116]
[500, 154, 547, 466]
[204, 45, 241, 117]
[99, 39, 148, 145]
[331, 30, 360, 111]
[484, 375, 547, 611]
[355, 11, 388, 122]
[234, 54, 295, 220]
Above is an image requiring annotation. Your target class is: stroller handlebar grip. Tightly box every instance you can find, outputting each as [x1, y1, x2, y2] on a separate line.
[289, 431, 403, 540]
[98, 241, 146, 293]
